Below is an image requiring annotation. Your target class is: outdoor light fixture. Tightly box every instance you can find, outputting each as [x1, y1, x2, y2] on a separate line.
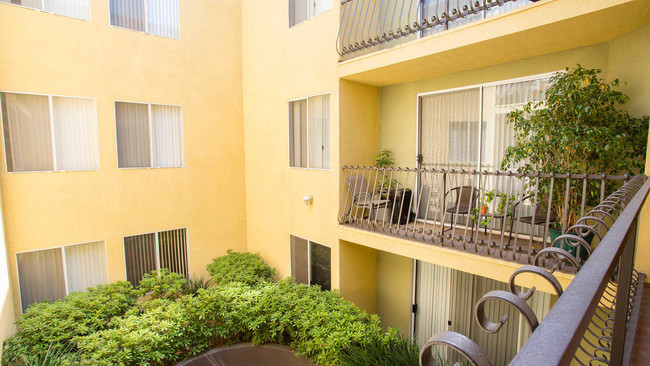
[303, 194, 313, 206]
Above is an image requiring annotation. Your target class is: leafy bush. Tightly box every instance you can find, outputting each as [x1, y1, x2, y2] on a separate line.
[338, 330, 419, 366]
[137, 269, 187, 300]
[206, 249, 276, 286]
[2, 281, 138, 365]
[181, 275, 212, 296]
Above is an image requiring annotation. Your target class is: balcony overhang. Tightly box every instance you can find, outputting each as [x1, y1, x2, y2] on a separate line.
[337, 0, 650, 87]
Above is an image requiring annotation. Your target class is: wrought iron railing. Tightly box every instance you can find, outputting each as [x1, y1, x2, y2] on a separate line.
[339, 165, 630, 270]
[417, 174, 649, 365]
[337, 0, 539, 58]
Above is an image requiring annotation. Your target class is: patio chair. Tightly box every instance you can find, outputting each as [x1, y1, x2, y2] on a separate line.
[443, 185, 480, 233]
[345, 175, 391, 219]
[507, 195, 557, 246]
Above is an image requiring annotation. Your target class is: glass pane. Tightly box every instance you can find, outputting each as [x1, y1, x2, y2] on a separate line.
[158, 228, 188, 277]
[17, 248, 65, 312]
[290, 235, 308, 285]
[146, 0, 180, 39]
[310, 242, 330, 290]
[0, 0, 42, 10]
[313, 0, 330, 18]
[64, 241, 108, 293]
[151, 104, 183, 167]
[124, 233, 157, 287]
[52, 96, 98, 171]
[288, 99, 307, 168]
[289, 0, 308, 27]
[44, 0, 90, 20]
[308, 95, 330, 169]
[1, 92, 53, 172]
[109, 0, 145, 32]
[115, 102, 151, 168]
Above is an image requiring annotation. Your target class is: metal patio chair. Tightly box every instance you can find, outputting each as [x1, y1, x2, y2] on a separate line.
[345, 175, 391, 219]
[443, 185, 480, 234]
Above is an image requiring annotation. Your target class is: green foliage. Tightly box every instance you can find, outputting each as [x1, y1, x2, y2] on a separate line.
[500, 65, 649, 226]
[338, 329, 419, 366]
[206, 249, 276, 286]
[137, 269, 187, 300]
[2, 281, 138, 365]
[181, 275, 213, 296]
[374, 149, 398, 190]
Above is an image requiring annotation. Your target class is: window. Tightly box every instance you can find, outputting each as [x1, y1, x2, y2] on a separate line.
[109, 0, 180, 39]
[289, 0, 330, 27]
[0, 0, 90, 21]
[115, 101, 184, 168]
[0, 92, 99, 172]
[124, 228, 188, 287]
[16, 241, 108, 312]
[288, 94, 331, 169]
[290, 235, 331, 290]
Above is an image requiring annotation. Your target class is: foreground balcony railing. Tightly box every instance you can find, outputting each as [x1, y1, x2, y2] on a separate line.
[337, 0, 539, 58]
[418, 174, 649, 365]
[338, 165, 631, 271]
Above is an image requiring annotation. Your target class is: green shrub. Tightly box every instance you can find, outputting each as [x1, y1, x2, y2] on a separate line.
[206, 249, 276, 286]
[181, 275, 212, 296]
[137, 269, 187, 300]
[2, 281, 138, 365]
[338, 330, 419, 366]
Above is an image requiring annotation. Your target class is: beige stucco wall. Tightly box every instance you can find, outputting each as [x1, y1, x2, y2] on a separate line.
[376, 251, 412, 335]
[0, 0, 247, 317]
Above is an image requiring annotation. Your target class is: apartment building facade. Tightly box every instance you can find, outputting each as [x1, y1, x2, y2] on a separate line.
[0, 0, 649, 362]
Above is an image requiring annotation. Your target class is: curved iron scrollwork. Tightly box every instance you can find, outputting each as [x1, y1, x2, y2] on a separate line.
[508, 265, 563, 300]
[419, 331, 492, 366]
[475, 290, 539, 334]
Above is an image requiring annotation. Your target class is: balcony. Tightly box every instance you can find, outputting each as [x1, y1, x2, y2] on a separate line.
[338, 165, 633, 273]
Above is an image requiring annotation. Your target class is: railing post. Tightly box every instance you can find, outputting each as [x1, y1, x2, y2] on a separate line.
[609, 218, 636, 366]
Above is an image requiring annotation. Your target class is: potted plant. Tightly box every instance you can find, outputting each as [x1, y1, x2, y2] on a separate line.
[500, 65, 648, 257]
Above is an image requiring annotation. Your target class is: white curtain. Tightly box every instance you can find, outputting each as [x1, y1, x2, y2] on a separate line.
[109, 0, 145, 32]
[151, 104, 183, 167]
[0, 0, 42, 10]
[289, 0, 309, 27]
[115, 102, 151, 168]
[64, 241, 108, 293]
[146, 0, 180, 38]
[52, 97, 98, 171]
[313, 0, 330, 18]
[420, 88, 480, 170]
[158, 228, 188, 277]
[289, 99, 307, 168]
[17, 248, 66, 312]
[308, 94, 330, 169]
[44, 0, 90, 21]
[1, 93, 53, 172]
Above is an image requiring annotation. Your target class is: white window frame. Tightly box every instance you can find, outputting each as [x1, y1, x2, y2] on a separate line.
[122, 227, 190, 281]
[288, 0, 331, 28]
[287, 92, 332, 171]
[114, 100, 185, 170]
[0, 0, 91, 21]
[107, 0, 181, 40]
[289, 234, 331, 288]
[15, 240, 109, 313]
[0, 90, 100, 174]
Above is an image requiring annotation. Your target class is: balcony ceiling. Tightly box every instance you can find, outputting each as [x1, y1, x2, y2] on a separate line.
[337, 0, 650, 87]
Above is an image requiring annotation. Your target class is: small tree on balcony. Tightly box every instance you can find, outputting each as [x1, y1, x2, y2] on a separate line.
[500, 65, 649, 227]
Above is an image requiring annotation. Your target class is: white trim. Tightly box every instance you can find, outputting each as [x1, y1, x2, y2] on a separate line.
[0, 91, 100, 174]
[0, 0, 91, 22]
[287, 92, 333, 171]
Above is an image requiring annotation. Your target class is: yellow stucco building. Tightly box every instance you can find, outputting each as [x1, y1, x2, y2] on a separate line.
[0, 0, 649, 362]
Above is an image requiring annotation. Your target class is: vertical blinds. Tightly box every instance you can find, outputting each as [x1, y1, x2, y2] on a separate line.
[124, 228, 188, 287]
[17, 241, 108, 312]
[1, 92, 98, 172]
[289, 0, 330, 27]
[109, 0, 180, 39]
[115, 101, 183, 168]
[0, 0, 90, 20]
[288, 94, 330, 169]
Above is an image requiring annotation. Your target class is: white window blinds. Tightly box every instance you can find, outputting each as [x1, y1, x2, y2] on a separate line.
[0, 0, 90, 20]
[115, 101, 183, 169]
[17, 241, 108, 312]
[124, 228, 188, 287]
[288, 94, 330, 169]
[1, 92, 98, 172]
[289, 0, 330, 27]
[109, 0, 180, 39]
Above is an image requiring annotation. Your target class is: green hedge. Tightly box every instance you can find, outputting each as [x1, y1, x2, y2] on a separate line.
[2, 251, 395, 366]
[205, 249, 276, 286]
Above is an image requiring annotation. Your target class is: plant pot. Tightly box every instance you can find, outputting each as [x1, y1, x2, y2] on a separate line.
[549, 228, 593, 261]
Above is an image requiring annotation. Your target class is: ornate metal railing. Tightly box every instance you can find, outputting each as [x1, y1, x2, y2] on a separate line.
[337, 0, 539, 58]
[339, 165, 630, 271]
[418, 174, 649, 365]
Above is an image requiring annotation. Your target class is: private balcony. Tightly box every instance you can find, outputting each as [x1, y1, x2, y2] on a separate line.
[338, 165, 634, 274]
